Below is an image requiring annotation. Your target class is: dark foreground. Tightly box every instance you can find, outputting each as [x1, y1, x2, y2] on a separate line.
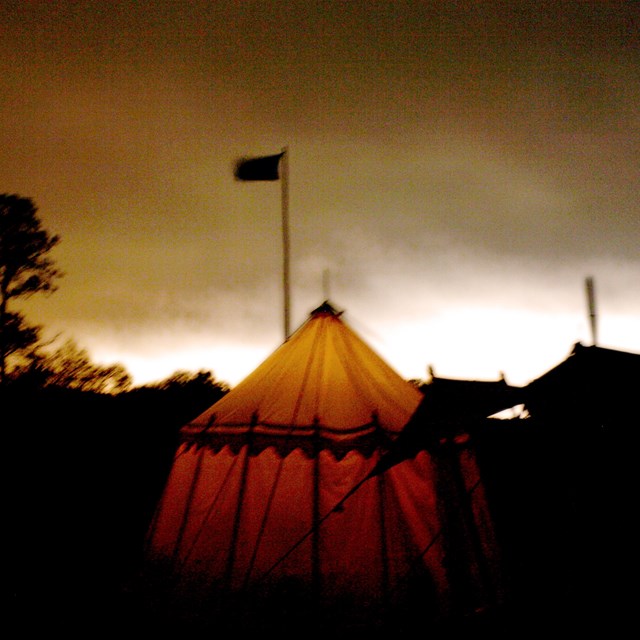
[8, 383, 637, 638]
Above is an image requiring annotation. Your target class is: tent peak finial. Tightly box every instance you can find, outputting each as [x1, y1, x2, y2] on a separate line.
[310, 300, 343, 317]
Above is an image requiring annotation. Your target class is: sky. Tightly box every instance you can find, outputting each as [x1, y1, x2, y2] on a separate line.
[2, 1, 639, 388]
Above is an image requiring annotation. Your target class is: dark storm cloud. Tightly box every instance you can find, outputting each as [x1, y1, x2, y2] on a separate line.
[2, 1, 638, 385]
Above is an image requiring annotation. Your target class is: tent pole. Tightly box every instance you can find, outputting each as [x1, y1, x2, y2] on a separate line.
[225, 424, 255, 590]
[169, 447, 206, 568]
[312, 421, 321, 603]
[281, 146, 291, 340]
[585, 276, 597, 346]
[322, 268, 331, 300]
[377, 471, 391, 605]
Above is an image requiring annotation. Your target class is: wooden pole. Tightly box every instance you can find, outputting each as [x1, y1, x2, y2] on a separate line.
[586, 276, 597, 346]
[322, 269, 330, 301]
[281, 147, 290, 340]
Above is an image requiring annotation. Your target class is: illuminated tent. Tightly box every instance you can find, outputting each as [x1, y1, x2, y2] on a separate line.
[143, 301, 503, 630]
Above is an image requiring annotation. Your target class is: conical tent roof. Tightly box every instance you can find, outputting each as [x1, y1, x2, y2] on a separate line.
[144, 301, 503, 630]
[181, 300, 423, 457]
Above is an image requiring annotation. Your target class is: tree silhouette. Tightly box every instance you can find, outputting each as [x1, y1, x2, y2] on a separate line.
[0, 194, 61, 384]
[24, 338, 133, 393]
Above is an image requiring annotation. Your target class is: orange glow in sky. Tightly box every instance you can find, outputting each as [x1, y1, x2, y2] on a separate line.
[4, 2, 639, 388]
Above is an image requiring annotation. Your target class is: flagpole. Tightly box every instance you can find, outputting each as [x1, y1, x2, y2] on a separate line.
[281, 146, 290, 340]
[234, 148, 290, 341]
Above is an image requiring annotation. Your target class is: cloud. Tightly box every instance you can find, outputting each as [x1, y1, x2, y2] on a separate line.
[4, 1, 639, 387]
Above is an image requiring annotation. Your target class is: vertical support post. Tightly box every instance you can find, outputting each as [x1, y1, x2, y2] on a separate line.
[312, 418, 321, 604]
[322, 269, 330, 301]
[281, 147, 290, 341]
[586, 276, 597, 346]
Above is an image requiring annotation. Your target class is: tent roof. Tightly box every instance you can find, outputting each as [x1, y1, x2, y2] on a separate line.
[524, 342, 640, 422]
[368, 375, 524, 477]
[419, 375, 524, 423]
[182, 301, 424, 458]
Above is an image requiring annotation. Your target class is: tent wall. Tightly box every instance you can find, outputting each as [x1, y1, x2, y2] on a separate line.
[145, 441, 504, 625]
[143, 302, 506, 628]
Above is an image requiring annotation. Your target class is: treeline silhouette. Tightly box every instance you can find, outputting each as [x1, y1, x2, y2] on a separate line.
[6, 370, 229, 633]
[1, 193, 236, 632]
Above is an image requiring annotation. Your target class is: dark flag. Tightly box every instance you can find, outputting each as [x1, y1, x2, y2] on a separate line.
[234, 152, 284, 181]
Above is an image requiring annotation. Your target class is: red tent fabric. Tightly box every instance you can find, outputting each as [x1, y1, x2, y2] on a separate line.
[143, 302, 503, 629]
